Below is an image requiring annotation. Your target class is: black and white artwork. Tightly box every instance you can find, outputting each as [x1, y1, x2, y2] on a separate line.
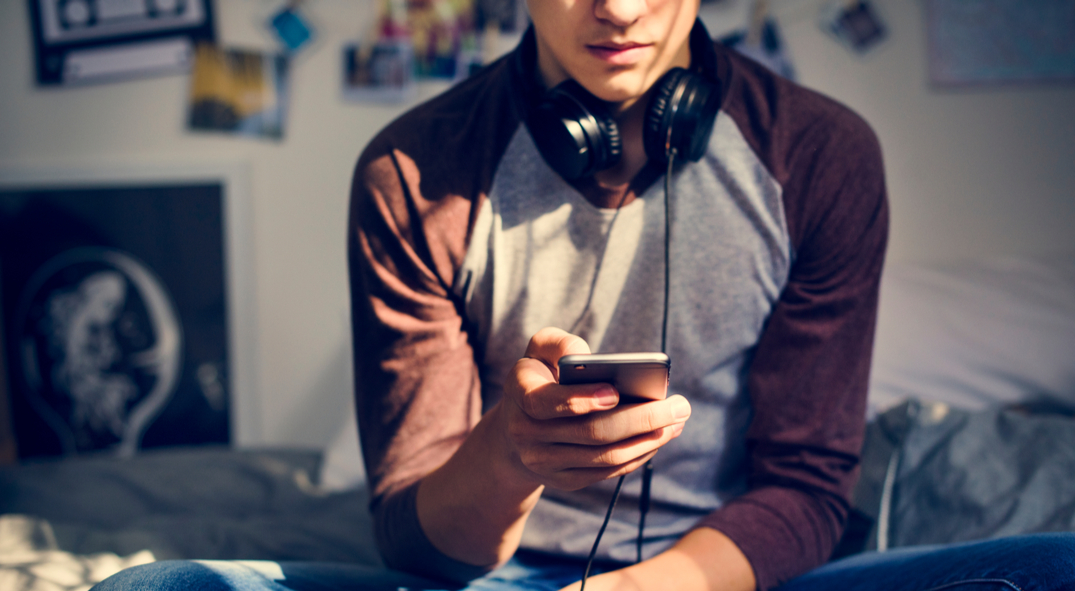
[0, 182, 230, 458]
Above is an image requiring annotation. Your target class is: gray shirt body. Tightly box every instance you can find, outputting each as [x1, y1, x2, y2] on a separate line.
[454, 114, 791, 561]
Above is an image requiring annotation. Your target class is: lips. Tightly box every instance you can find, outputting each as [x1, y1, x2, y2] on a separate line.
[586, 41, 651, 65]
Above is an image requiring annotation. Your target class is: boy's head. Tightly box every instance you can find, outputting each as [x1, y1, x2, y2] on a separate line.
[527, 0, 700, 110]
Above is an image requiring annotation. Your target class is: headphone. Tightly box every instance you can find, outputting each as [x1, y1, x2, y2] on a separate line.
[528, 67, 722, 181]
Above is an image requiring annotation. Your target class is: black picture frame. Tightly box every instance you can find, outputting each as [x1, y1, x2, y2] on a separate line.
[27, 0, 216, 86]
[0, 179, 233, 458]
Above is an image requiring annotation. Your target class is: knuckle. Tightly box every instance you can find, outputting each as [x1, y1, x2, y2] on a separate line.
[565, 396, 594, 417]
[519, 448, 548, 473]
[509, 417, 538, 444]
[558, 333, 586, 353]
[519, 395, 539, 418]
[593, 448, 620, 467]
[641, 407, 664, 433]
[582, 419, 605, 444]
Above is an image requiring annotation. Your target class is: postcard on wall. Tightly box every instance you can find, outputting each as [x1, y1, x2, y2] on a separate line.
[927, 0, 1075, 86]
[819, 0, 888, 55]
[27, 0, 215, 86]
[187, 44, 290, 140]
[267, 4, 317, 54]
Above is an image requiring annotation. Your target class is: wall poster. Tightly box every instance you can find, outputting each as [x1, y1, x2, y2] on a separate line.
[0, 178, 236, 459]
[27, 0, 216, 86]
[927, 0, 1075, 86]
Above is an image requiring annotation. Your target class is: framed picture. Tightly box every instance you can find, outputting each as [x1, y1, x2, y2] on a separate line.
[27, 0, 216, 86]
[927, 0, 1075, 86]
[0, 163, 260, 458]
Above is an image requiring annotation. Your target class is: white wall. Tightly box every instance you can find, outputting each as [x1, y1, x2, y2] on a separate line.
[1, 0, 1072, 450]
[700, 0, 1075, 263]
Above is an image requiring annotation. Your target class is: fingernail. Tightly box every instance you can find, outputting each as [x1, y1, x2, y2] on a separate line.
[592, 386, 618, 407]
[671, 397, 691, 419]
[671, 423, 685, 437]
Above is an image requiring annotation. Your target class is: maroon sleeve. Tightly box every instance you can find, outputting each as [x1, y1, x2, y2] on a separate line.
[697, 52, 890, 591]
[347, 58, 523, 582]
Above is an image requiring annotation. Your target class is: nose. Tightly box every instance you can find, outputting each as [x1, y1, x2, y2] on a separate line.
[593, 0, 646, 27]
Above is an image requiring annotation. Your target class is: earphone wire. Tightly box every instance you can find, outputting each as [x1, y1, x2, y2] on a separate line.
[637, 146, 675, 564]
[580, 147, 676, 589]
[569, 190, 630, 335]
[579, 472, 625, 591]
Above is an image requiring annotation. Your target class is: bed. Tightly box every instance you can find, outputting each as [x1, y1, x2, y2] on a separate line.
[2, 255, 1073, 591]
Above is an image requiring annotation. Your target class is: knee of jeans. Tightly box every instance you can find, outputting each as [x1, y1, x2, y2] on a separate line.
[92, 560, 235, 591]
[1017, 533, 1075, 579]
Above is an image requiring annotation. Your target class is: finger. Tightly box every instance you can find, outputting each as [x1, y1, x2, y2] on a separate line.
[541, 448, 661, 492]
[510, 357, 619, 419]
[532, 395, 691, 445]
[519, 420, 686, 480]
[552, 421, 685, 469]
[523, 327, 591, 380]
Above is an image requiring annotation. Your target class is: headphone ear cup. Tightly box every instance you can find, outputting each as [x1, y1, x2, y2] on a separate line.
[643, 68, 687, 165]
[528, 80, 621, 180]
[643, 68, 721, 165]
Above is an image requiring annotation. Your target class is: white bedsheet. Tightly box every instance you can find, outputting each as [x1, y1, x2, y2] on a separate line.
[0, 514, 155, 591]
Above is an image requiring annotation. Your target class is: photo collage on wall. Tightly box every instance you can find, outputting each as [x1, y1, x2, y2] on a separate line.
[26, 0, 297, 140]
[343, 0, 525, 103]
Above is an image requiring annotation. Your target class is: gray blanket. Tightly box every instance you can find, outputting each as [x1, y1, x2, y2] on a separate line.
[0, 446, 381, 565]
[840, 399, 1075, 555]
[2, 403, 1073, 589]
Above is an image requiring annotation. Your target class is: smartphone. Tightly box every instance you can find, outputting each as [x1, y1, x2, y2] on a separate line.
[558, 352, 670, 403]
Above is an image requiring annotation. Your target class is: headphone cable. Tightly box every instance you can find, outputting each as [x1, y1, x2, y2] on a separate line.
[579, 147, 676, 589]
[637, 146, 675, 564]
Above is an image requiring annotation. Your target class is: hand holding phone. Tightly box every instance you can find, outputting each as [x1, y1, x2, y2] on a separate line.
[558, 352, 670, 403]
[494, 329, 685, 492]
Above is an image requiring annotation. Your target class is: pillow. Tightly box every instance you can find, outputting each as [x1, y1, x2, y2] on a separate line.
[869, 256, 1075, 415]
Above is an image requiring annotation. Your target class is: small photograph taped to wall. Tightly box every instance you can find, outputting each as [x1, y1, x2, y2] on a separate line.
[266, 3, 317, 54]
[342, 40, 416, 103]
[819, 0, 888, 55]
[187, 44, 290, 140]
[476, 0, 526, 33]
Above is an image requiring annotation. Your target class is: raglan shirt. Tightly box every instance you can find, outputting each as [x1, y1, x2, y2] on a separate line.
[347, 23, 888, 591]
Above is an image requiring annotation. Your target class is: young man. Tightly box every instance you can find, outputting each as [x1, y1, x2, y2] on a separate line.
[349, 0, 880, 586]
[93, 0, 1075, 587]
[346, 0, 1075, 587]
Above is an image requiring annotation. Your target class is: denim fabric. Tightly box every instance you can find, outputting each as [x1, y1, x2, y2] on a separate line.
[779, 534, 1075, 591]
[90, 551, 615, 591]
[92, 533, 1075, 591]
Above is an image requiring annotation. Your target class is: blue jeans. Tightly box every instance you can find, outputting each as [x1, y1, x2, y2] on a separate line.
[92, 533, 1075, 591]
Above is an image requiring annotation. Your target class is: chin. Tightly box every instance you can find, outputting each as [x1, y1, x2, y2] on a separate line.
[578, 73, 649, 105]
